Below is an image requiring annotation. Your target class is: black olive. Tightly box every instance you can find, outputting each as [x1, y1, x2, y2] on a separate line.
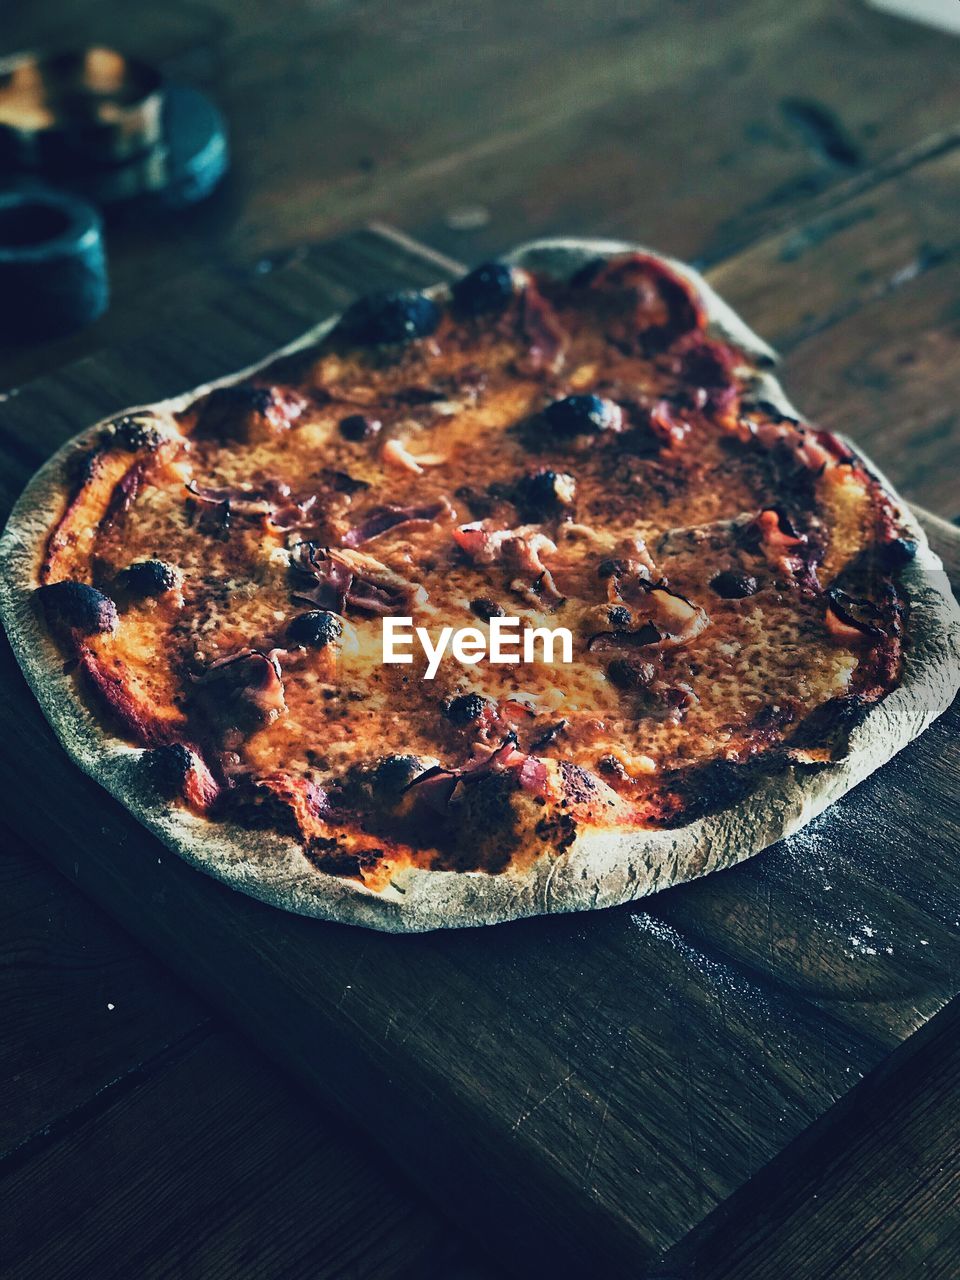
[514, 469, 577, 518]
[542, 394, 621, 438]
[710, 571, 758, 599]
[120, 559, 181, 597]
[445, 692, 490, 725]
[336, 291, 440, 345]
[452, 262, 518, 316]
[881, 537, 918, 569]
[372, 754, 425, 795]
[339, 413, 381, 442]
[287, 610, 343, 648]
[37, 581, 118, 634]
[607, 605, 632, 627]
[111, 415, 163, 451]
[144, 743, 194, 797]
[470, 596, 505, 621]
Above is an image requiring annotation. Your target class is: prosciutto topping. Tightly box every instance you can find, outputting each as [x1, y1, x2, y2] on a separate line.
[194, 648, 287, 740]
[290, 542, 427, 615]
[575, 252, 707, 352]
[403, 736, 550, 814]
[452, 522, 565, 606]
[341, 498, 452, 548]
[588, 582, 709, 651]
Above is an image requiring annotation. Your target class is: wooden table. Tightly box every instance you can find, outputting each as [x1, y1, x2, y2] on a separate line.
[3, 3, 960, 1277]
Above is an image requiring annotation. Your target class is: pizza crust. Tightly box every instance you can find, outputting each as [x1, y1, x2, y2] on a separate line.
[1, 237, 958, 932]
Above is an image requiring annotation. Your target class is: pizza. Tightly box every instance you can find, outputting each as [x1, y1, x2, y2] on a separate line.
[1, 238, 958, 931]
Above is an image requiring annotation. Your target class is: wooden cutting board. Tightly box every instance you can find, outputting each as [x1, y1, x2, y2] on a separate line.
[1, 226, 958, 1278]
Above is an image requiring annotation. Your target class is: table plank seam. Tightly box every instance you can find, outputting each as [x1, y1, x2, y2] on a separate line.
[0, 1019, 214, 1180]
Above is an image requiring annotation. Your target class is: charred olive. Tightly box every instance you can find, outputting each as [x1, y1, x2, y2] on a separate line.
[542, 394, 621, 438]
[470, 596, 505, 621]
[111, 415, 163, 450]
[452, 262, 518, 316]
[37, 581, 118, 634]
[445, 692, 490, 725]
[372, 754, 425, 795]
[120, 559, 181, 597]
[336, 291, 440, 345]
[710, 571, 758, 599]
[144, 743, 193, 797]
[515, 468, 576, 518]
[881, 537, 918, 569]
[607, 605, 632, 627]
[339, 413, 381, 442]
[287, 610, 342, 649]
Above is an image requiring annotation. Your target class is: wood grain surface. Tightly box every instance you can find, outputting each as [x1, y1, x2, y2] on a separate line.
[0, 223, 957, 1278]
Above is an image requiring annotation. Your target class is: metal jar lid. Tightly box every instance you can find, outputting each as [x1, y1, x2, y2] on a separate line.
[0, 47, 164, 170]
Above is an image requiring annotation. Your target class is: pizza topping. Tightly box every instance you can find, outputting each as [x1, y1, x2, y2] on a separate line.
[381, 437, 447, 474]
[453, 523, 565, 607]
[339, 413, 382, 442]
[470, 596, 505, 621]
[108, 414, 165, 451]
[588, 583, 709, 651]
[542, 394, 623, 439]
[747, 507, 821, 593]
[290, 543, 427, 615]
[514, 469, 577, 519]
[144, 742, 219, 809]
[286, 609, 343, 649]
[192, 384, 305, 441]
[452, 261, 521, 316]
[881, 536, 918, 568]
[194, 649, 287, 738]
[709, 570, 758, 599]
[341, 498, 451, 548]
[825, 588, 887, 644]
[116, 559, 182, 598]
[515, 281, 567, 373]
[37, 581, 118, 635]
[334, 290, 441, 345]
[444, 692, 493, 725]
[574, 252, 706, 351]
[371, 753, 429, 797]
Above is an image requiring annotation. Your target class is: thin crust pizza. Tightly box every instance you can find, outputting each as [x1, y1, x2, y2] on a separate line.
[1, 238, 958, 931]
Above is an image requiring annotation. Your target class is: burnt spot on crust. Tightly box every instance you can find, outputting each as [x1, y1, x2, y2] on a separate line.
[37, 581, 118, 635]
[306, 838, 383, 879]
[438, 770, 521, 872]
[786, 694, 870, 759]
[334, 290, 441, 345]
